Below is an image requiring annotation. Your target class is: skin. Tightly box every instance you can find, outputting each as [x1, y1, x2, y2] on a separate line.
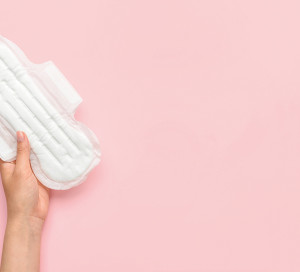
[0, 131, 50, 272]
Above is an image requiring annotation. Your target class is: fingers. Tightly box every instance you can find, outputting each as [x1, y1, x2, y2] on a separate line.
[0, 163, 15, 186]
[15, 131, 31, 172]
[0, 158, 5, 173]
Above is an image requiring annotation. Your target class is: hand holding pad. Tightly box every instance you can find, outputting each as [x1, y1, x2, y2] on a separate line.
[0, 36, 101, 190]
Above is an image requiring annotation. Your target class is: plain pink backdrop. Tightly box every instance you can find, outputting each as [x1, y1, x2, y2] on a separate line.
[1, 0, 300, 271]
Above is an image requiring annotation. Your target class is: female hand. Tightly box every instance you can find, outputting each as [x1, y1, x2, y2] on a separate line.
[0, 131, 50, 272]
[0, 131, 50, 223]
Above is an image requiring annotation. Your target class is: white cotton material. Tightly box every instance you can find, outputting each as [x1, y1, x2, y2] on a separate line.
[0, 36, 101, 190]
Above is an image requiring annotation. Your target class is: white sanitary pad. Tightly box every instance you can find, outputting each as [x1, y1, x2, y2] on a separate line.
[0, 36, 101, 190]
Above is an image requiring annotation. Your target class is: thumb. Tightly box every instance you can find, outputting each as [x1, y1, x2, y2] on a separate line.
[15, 131, 31, 171]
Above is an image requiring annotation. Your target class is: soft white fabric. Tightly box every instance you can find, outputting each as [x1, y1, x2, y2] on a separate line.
[0, 36, 101, 190]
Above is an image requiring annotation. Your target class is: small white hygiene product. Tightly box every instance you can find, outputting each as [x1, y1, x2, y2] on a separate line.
[0, 36, 101, 190]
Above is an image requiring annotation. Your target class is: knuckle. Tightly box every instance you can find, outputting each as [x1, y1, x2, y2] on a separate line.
[14, 165, 31, 179]
[13, 167, 22, 177]
[17, 143, 27, 153]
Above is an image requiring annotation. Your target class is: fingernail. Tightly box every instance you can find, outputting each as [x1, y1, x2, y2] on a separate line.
[17, 131, 24, 142]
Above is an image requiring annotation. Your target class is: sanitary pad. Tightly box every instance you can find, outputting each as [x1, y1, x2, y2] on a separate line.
[0, 36, 101, 190]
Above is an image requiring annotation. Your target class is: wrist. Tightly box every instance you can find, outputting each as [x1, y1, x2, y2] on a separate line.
[6, 214, 44, 236]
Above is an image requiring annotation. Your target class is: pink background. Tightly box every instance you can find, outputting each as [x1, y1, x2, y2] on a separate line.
[1, 0, 300, 271]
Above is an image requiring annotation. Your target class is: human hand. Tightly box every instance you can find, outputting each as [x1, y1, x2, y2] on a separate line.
[0, 131, 50, 224]
[0, 131, 50, 272]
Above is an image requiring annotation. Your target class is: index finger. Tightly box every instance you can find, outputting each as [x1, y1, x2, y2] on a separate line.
[0, 158, 16, 179]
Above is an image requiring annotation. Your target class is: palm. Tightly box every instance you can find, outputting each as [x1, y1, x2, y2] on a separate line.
[1, 159, 50, 221]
